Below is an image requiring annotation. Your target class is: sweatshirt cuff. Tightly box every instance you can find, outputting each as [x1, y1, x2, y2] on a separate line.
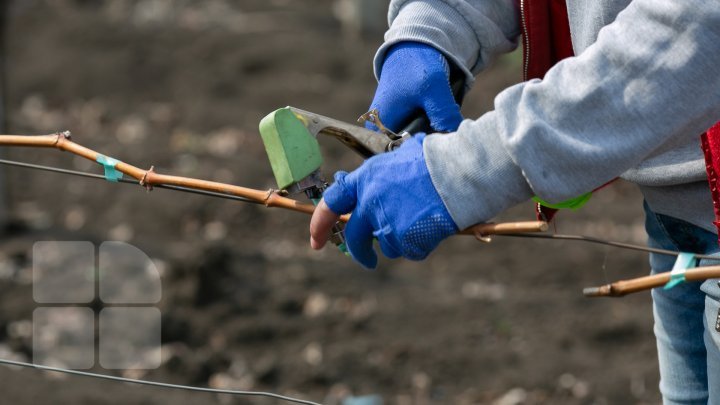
[373, 0, 479, 89]
[423, 113, 534, 229]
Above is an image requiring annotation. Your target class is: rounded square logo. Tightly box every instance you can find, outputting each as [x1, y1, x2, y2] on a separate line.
[33, 307, 95, 369]
[99, 242, 161, 304]
[33, 241, 95, 304]
[99, 307, 161, 369]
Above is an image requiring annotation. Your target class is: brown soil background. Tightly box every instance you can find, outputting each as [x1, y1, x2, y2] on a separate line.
[0, 1, 661, 404]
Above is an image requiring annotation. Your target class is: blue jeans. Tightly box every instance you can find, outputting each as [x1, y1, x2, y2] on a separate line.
[645, 202, 720, 404]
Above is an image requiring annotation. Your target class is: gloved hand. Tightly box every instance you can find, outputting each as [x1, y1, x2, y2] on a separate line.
[367, 41, 463, 133]
[309, 134, 458, 269]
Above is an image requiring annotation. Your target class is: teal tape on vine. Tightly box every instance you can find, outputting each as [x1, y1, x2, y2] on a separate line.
[532, 192, 593, 210]
[663, 252, 697, 290]
[95, 154, 123, 182]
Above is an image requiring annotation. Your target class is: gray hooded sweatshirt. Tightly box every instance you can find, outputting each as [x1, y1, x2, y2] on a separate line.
[374, 0, 720, 233]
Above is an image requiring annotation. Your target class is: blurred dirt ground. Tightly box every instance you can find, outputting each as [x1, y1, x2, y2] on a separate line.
[0, 1, 661, 404]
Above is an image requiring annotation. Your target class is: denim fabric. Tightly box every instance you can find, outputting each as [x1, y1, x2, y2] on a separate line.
[645, 202, 720, 404]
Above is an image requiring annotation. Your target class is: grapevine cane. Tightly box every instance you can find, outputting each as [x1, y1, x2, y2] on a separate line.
[0, 131, 548, 237]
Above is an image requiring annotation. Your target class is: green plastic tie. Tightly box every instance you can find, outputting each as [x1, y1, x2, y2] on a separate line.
[663, 252, 697, 290]
[95, 154, 123, 182]
[532, 192, 593, 210]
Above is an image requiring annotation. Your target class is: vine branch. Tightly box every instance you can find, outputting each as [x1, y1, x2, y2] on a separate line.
[0, 132, 548, 237]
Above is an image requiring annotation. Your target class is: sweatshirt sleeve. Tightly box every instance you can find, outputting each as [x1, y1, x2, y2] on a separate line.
[373, 0, 521, 87]
[423, 0, 720, 229]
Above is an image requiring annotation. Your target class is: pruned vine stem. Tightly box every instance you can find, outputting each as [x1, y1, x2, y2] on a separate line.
[0, 132, 548, 237]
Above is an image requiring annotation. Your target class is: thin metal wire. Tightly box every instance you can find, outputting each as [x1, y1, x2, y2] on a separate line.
[3, 157, 720, 261]
[0, 157, 717, 396]
[0, 358, 323, 405]
[0, 158, 262, 204]
[499, 233, 720, 261]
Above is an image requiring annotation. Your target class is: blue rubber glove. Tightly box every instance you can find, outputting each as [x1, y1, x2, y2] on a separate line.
[367, 42, 463, 133]
[322, 134, 459, 269]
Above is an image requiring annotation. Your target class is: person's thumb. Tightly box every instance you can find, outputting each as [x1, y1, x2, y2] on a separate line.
[310, 171, 357, 250]
[322, 171, 357, 215]
[344, 212, 378, 269]
[422, 84, 463, 132]
[365, 91, 418, 133]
